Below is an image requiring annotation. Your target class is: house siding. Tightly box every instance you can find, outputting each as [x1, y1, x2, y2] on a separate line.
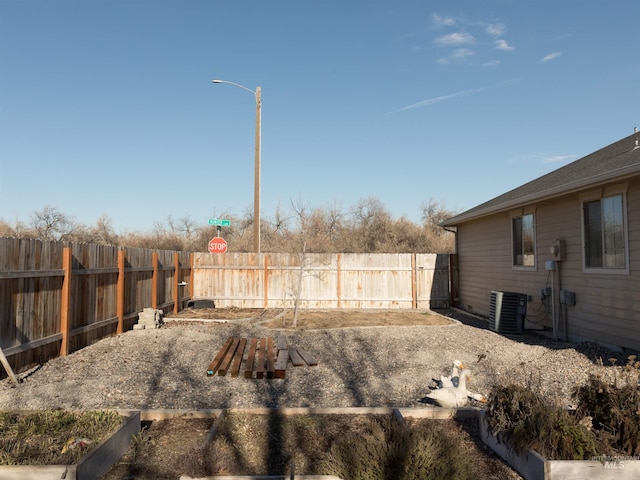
[456, 179, 640, 352]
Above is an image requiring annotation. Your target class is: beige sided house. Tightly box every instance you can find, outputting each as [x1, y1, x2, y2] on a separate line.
[441, 130, 640, 353]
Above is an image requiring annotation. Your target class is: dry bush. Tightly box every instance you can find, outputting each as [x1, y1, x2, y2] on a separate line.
[572, 355, 640, 456]
[318, 417, 476, 480]
[176, 413, 478, 479]
[486, 356, 640, 460]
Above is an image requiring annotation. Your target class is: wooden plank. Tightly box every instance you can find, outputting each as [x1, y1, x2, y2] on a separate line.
[274, 349, 288, 378]
[229, 338, 247, 378]
[76, 411, 141, 480]
[266, 337, 275, 379]
[256, 338, 266, 379]
[244, 338, 258, 379]
[288, 348, 305, 367]
[59, 246, 72, 357]
[206, 337, 234, 376]
[0, 269, 64, 279]
[116, 250, 125, 335]
[217, 337, 240, 376]
[295, 348, 318, 366]
[276, 336, 288, 351]
[0, 347, 19, 386]
[2, 333, 62, 357]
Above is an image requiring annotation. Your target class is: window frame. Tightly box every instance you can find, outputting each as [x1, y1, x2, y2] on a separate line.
[511, 208, 537, 270]
[580, 184, 630, 275]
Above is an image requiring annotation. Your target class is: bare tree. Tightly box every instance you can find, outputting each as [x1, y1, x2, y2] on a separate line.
[350, 197, 392, 252]
[421, 198, 457, 232]
[2, 197, 457, 253]
[30, 206, 78, 241]
[420, 198, 457, 253]
[90, 214, 119, 245]
[0, 219, 28, 238]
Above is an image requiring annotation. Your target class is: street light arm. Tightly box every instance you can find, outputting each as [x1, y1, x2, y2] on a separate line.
[212, 79, 257, 97]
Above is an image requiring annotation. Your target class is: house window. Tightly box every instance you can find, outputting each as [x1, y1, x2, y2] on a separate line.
[512, 213, 535, 267]
[583, 193, 626, 269]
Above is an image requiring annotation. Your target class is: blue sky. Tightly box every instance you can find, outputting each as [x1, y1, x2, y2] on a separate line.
[1, 0, 639, 233]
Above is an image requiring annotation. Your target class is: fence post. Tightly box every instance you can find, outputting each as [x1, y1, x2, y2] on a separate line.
[411, 254, 417, 309]
[189, 252, 194, 299]
[60, 246, 72, 356]
[173, 252, 179, 315]
[263, 254, 269, 308]
[449, 253, 459, 307]
[336, 253, 342, 308]
[117, 249, 125, 334]
[152, 251, 159, 309]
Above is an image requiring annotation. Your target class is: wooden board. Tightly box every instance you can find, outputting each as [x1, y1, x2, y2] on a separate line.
[0, 347, 19, 386]
[217, 337, 240, 376]
[276, 336, 288, 351]
[244, 337, 258, 379]
[206, 337, 234, 376]
[274, 349, 288, 378]
[256, 338, 266, 379]
[295, 348, 318, 366]
[266, 337, 275, 379]
[207, 336, 315, 380]
[230, 338, 247, 378]
[288, 348, 305, 367]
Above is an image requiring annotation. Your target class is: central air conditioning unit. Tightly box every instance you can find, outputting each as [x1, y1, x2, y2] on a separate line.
[489, 291, 527, 334]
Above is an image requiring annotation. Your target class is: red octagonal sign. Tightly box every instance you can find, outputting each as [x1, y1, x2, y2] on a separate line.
[208, 237, 227, 254]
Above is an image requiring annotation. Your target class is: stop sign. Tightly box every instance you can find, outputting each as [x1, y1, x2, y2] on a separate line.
[208, 237, 227, 254]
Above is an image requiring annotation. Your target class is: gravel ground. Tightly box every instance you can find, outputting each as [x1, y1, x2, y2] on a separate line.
[0, 309, 634, 411]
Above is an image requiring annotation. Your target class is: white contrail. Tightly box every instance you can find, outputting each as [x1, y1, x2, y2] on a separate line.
[393, 87, 485, 113]
[389, 79, 519, 114]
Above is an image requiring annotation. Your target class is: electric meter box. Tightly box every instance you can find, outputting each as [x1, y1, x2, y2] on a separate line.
[550, 239, 566, 261]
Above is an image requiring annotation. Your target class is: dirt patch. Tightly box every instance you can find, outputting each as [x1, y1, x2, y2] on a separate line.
[168, 307, 454, 329]
[103, 413, 522, 479]
[104, 417, 215, 480]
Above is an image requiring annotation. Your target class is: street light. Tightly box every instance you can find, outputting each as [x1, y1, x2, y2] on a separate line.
[212, 79, 262, 254]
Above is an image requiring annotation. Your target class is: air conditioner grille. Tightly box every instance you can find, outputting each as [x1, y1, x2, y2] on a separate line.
[489, 290, 527, 334]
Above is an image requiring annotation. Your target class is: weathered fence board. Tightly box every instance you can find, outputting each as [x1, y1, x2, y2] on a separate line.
[0, 238, 191, 377]
[192, 252, 450, 310]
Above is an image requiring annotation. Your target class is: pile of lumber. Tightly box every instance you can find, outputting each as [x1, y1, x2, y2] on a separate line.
[206, 336, 317, 379]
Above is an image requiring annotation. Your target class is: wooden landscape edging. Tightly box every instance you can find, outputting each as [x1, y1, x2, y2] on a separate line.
[479, 411, 640, 480]
[207, 336, 318, 379]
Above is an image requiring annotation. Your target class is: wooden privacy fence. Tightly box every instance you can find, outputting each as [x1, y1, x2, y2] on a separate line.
[0, 238, 453, 379]
[192, 252, 452, 310]
[0, 238, 191, 378]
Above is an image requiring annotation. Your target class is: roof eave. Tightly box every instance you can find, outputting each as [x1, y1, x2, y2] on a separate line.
[440, 163, 640, 227]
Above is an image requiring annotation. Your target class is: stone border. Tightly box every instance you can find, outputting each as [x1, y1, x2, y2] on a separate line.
[479, 410, 640, 480]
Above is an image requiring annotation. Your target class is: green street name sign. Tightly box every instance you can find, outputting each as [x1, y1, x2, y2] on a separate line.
[208, 218, 231, 226]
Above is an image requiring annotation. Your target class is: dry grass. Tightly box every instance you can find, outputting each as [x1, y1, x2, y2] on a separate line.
[0, 410, 124, 466]
[156, 413, 519, 480]
[169, 307, 454, 329]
